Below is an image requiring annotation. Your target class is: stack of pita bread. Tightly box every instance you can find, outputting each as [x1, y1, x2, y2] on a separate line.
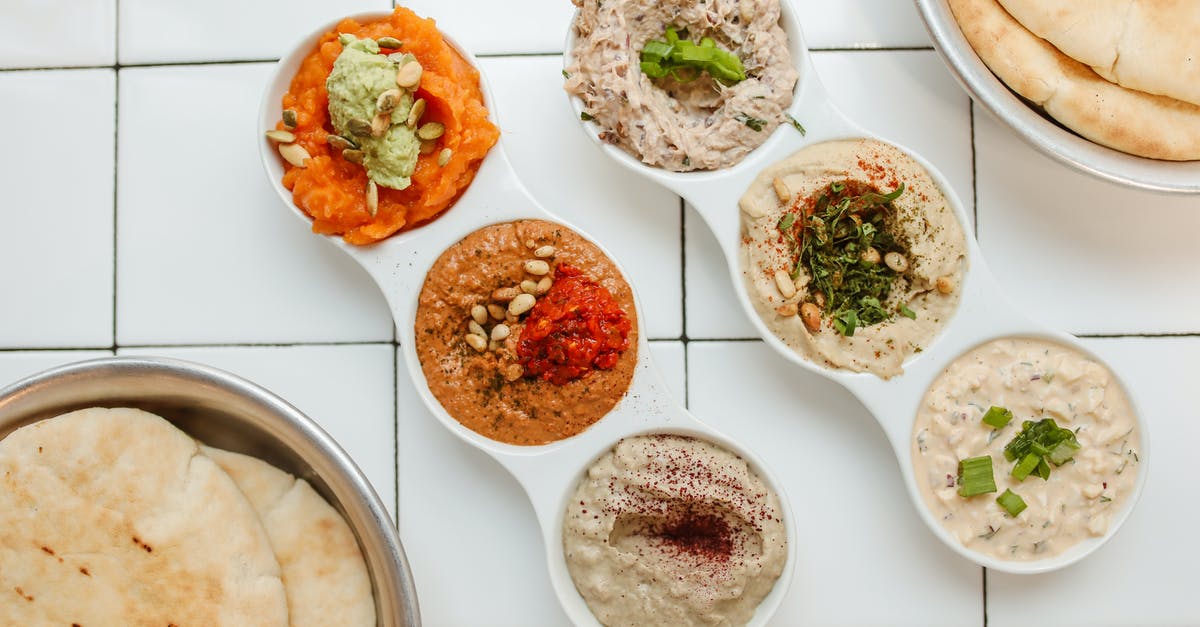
[949, 0, 1200, 161]
[0, 407, 377, 626]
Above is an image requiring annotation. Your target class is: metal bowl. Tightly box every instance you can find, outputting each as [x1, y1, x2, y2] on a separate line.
[914, 0, 1200, 194]
[0, 356, 420, 626]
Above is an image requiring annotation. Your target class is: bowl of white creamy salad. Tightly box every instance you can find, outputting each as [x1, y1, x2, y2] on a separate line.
[909, 336, 1147, 572]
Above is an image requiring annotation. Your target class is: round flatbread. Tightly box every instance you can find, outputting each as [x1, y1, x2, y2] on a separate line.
[0, 407, 288, 626]
[996, 0, 1200, 106]
[204, 446, 376, 627]
[950, 0, 1200, 160]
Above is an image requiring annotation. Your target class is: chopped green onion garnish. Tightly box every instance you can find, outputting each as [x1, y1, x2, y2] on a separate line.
[981, 406, 1013, 429]
[1048, 439, 1081, 465]
[639, 27, 747, 86]
[1035, 458, 1052, 480]
[1011, 452, 1040, 481]
[787, 114, 806, 136]
[830, 181, 846, 193]
[734, 112, 767, 131]
[562, 69, 570, 79]
[580, 111, 594, 121]
[899, 303, 917, 319]
[1004, 418, 1079, 462]
[957, 456, 997, 498]
[996, 489, 1027, 517]
[832, 309, 859, 337]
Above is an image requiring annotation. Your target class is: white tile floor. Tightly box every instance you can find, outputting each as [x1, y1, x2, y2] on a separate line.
[2, 1, 1198, 626]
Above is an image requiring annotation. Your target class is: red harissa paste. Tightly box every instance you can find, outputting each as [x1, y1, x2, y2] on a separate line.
[517, 264, 632, 385]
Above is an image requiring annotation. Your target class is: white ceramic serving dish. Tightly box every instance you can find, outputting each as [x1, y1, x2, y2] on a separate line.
[913, 0, 1200, 194]
[0, 356, 420, 626]
[259, 12, 797, 627]
[563, 0, 1149, 574]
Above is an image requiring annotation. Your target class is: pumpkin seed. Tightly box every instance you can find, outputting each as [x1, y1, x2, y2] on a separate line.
[417, 122, 444, 140]
[265, 129, 296, 143]
[327, 134, 357, 150]
[278, 143, 310, 168]
[282, 109, 298, 129]
[347, 117, 373, 137]
[395, 60, 423, 89]
[377, 36, 403, 48]
[365, 180, 379, 216]
[342, 149, 364, 164]
[419, 141, 437, 156]
[406, 98, 426, 128]
[437, 148, 452, 167]
[376, 88, 402, 114]
[370, 111, 391, 137]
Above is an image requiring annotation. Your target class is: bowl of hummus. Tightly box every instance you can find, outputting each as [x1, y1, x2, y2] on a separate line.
[559, 432, 791, 627]
[414, 219, 638, 446]
[909, 337, 1147, 571]
[738, 138, 968, 379]
[564, 0, 801, 172]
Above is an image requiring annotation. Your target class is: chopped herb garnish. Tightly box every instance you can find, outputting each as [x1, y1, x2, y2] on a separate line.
[777, 213, 795, 231]
[997, 489, 1027, 517]
[562, 69, 570, 79]
[735, 112, 767, 131]
[777, 180, 908, 336]
[1011, 452, 1040, 481]
[1003, 418, 1081, 483]
[580, 111, 594, 121]
[639, 27, 746, 85]
[1099, 496, 1112, 503]
[957, 456, 997, 497]
[787, 113, 806, 135]
[981, 406, 1013, 429]
[898, 302, 917, 319]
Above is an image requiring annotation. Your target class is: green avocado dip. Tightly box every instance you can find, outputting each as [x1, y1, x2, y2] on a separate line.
[326, 35, 420, 190]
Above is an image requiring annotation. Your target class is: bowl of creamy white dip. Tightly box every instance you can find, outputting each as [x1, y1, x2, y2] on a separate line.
[909, 337, 1146, 570]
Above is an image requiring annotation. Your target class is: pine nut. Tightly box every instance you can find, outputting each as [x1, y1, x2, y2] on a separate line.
[491, 287, 519, 302]
[535, 277, 552, 295]
[471, 304, 488, 325]
[775, 303, 798, 317]
[487, 304, 506, 320]
[265, 129, 296, 143]
[861, 246, 881, 265]
[774, 270, 797, 299]
[936, 275, 955, 294]
[524, 260, 550, 276]
[534, 245, 556, 258]
[508, 293, 536, 316]
[520, 280, 538, 294]
[772, 177, 791, 203]
[464, 334, 487, 352]
[278, 143, 310, 168]
[800, 303, 822, 332]
[885, 252, 909, 273]
[468, 320, 486, 337]
[524, 240, 536, 249]
[491, 324, 511, 341]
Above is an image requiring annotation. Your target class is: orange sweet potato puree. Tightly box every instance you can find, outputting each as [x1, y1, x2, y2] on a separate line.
[279, 8, 499, 245]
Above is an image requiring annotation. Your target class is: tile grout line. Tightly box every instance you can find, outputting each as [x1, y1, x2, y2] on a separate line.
[111, 67, 120, 351]
[392, 345, 400, 529]
[679, 197, 690, 407]
[969, 80, 988, 627]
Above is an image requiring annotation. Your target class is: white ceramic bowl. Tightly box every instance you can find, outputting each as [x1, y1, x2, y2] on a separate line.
[563, 0, 1150, 573]
[0, 356, 420, 625]
[258, 11, 797, 626]
[914, 0, 1200, 194]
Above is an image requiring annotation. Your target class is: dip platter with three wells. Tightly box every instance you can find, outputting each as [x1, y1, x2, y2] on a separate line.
[251, 2, 1144, 624]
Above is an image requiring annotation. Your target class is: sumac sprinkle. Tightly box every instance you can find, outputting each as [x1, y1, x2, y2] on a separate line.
[516, 264, 631, 385]
[660, 511, 734, 563]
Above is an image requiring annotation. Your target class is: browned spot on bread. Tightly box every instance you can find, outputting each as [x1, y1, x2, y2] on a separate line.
[40, 545, 54, 556]
[131, 535, 153, 553]
[13, 586, 33, 602]
[79, 566, 90, 576]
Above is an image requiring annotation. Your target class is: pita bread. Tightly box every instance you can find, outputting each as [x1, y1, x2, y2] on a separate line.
[997, 0, 1200, 106]
[205, 446, 376, 627]
[0, 407, 288, 626]
[950, 0, 1200, 160]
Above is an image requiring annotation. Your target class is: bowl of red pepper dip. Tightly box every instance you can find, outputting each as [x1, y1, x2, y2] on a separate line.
[414, 219, 638, 445]
[562, 433, 788, 626]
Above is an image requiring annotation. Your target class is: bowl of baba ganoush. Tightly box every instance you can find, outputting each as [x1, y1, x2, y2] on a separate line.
[910, 337, 1147, 569]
